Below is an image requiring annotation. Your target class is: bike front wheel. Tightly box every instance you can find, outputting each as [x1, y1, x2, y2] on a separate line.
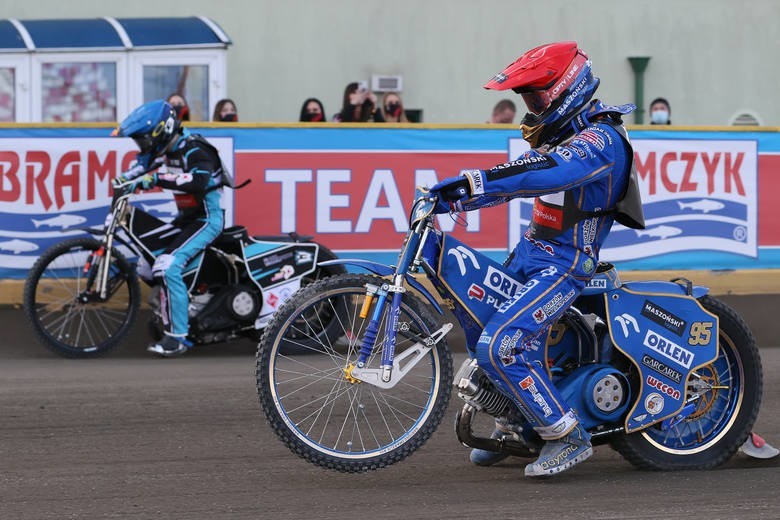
[23, 237, 141, 358]
[256, 273, 453, 472]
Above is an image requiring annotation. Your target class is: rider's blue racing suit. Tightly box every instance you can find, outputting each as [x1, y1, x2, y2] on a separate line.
[149, 130, 225, 340]
[434, 100, 643, 439]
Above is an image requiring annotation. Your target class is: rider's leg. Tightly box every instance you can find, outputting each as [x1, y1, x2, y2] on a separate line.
[148, 214, 222, 356]
[473, 270, 592, 476]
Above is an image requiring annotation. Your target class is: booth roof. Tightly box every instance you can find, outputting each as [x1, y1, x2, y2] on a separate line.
[0, 16, 231, 52]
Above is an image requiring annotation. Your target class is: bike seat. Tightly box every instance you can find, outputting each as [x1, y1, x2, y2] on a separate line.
[213, 226, 248, 248]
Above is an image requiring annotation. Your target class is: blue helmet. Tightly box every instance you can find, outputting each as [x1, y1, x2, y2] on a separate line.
[112, 100, 180, 163]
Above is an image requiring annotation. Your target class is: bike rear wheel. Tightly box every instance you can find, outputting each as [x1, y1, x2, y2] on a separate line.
[256, 274, 453, 472]
[23, 237, 141, 358]
[612, 295, 762, 469]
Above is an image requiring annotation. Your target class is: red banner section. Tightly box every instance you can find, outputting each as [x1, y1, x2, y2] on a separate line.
[758, 154, 780, 245]
[235, 151, 509, 250]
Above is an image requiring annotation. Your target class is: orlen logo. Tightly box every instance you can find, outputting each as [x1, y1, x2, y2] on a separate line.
[643, 330, 693, 369]
[484, 265, 522, 299]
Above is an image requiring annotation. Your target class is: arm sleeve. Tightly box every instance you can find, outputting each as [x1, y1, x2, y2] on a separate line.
[458, 123, 624, 212]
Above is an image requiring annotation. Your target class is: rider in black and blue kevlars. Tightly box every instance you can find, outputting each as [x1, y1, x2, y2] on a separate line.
[429, 41, 645, 477]
[112, 100, 227, 357]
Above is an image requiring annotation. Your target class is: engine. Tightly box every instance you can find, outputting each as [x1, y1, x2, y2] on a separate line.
[191, 285, 261, 336]
[453, 358, 513, 417]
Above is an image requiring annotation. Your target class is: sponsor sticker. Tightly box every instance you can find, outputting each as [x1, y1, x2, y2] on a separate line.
[642, 354, 683, 383]
[468, 284, 485, 301]
[519, 375, 553, 417]
[643, 329, 694, 369]
[484, 265, 523, 299]
[646, 374, 681, 401]
[644, 392, 665, 415]
[641, 300, 687, 336]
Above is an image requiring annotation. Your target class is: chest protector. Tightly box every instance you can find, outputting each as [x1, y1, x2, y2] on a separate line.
[528, 120, 645, 241]
[186, 133, 235, 190]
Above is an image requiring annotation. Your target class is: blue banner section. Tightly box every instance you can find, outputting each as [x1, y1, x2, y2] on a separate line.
[0, 124, 777, 279]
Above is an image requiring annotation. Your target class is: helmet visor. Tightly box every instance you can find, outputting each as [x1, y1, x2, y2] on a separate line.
[521, 90, 555, 116]
[132, 134, 155, 155]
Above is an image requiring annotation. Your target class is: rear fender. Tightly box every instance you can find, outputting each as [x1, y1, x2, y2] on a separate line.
[319, 259, 444, 315]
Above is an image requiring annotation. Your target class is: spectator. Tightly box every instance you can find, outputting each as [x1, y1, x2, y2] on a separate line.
[334, 82, 384, 122]
[488, 99, 516, 124]
[299, 98, 327, 122]
[649, 97, 671, 125]
[381, 92, 409, 123]
[212, 98, 238, 122]
[167, 93, 190, 121]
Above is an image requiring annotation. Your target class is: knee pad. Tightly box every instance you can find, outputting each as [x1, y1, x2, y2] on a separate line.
[152, 254, 176, 280]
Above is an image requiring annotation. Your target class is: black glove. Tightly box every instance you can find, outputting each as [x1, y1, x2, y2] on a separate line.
[429, 177, 470, 213]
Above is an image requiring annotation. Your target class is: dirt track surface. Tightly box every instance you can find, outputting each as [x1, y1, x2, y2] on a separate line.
[2, 308, 780, 520]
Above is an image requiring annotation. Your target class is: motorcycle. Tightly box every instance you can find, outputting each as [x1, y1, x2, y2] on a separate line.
[23, 178, 345, 358]
[255, 186, 762, 473]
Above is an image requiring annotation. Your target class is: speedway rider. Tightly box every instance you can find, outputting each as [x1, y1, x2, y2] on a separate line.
[429, 41, 645, 477]
[112, 100, 227, 357]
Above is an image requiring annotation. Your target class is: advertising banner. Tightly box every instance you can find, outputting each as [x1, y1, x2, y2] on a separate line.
[0, 125, 777, 278]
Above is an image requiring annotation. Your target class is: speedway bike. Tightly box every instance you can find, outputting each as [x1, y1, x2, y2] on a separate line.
[23, 177, 345, 358]
[255, 186, 761, 473]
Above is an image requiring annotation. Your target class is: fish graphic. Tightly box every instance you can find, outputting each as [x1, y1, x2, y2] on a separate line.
[141, 202, 178, 216]
[677, 199, 725, 213]
[0, 238, 39, 254]
[31, 214, 87, 229]
[635, 225, 683, 240]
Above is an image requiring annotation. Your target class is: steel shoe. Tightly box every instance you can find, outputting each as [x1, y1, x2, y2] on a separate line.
[740, 432, 780, 459]
[147, 335, 191, 357]
[469, 427, 512, 466]
[524, 423, 592, 477]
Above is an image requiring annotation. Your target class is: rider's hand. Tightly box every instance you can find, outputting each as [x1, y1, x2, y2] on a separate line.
[118, 163, 146, 182]
[112, 173, 133, 189]
[429, 176, 471, 213]
[136, 173, 157, 190]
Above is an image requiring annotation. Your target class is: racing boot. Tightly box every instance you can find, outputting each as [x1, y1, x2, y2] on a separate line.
[524, 423, 593, 477]
[147, 334, 191, 357]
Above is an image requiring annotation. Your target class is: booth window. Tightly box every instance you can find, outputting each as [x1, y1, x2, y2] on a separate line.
[144, 64, 209, 121]
[0, 67, 14, 122]
[0, 17, 231, 122]
[41, 62, 116, 122]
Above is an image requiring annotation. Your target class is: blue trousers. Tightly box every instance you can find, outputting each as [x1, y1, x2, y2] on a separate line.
[155, 213, 223, 337]
[475, 263, 585, 440]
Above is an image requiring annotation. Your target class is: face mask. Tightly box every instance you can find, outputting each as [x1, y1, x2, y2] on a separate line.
[220, 113, 237, 122]
[173, 104, 189, 121]
[385, 103, 401, 117]
[303, 112, 323, 122]
[651, 109, 669, 124]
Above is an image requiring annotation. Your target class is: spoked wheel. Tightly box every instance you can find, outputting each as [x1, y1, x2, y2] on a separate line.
[276, 246, 346, 353]
[612, 295, 762, 469]
[256, 274, 453, 472]
[23, 237, 140, 358]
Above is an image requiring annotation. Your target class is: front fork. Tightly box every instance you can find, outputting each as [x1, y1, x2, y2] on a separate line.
[81, 237, 115, 302]
[350, 277, 452, 389]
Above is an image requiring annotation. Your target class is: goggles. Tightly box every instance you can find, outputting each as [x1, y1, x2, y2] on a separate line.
[516, 54, 590, 115]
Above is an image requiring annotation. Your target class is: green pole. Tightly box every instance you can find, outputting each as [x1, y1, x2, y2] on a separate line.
[628, 57, 651, 124]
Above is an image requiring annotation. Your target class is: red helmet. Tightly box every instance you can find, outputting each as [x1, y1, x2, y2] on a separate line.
[485, 41, 599, 147]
